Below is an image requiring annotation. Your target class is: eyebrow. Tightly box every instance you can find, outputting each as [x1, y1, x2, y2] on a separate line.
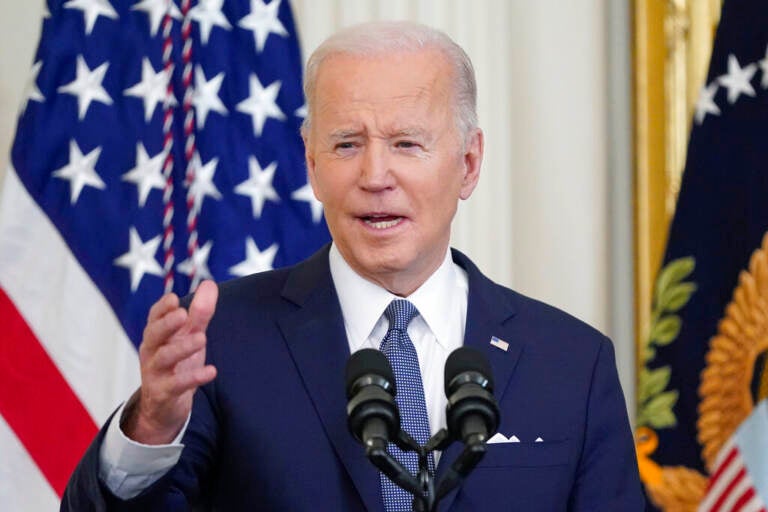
[328, 129, 364, 140]
[390, 127, 427, 139]
[326, 126, 429, 142]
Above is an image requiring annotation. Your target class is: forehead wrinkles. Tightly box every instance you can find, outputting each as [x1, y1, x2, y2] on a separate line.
[318, 88, 448, 137]
[317, 50, 449, 99]
[319, 85, 435, 114]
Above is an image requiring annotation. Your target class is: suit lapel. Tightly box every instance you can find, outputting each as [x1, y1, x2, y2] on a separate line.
[435, 250, 524, 511]
[277, 247, 384, 512]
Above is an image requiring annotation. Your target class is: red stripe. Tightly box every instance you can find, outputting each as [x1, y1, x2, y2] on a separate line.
[711, 467, 747, 512]
[732, 487, 757, 510]
[707, 446, 739, 492]
[0, 288, 98, 497]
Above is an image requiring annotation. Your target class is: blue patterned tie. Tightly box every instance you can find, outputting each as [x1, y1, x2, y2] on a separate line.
[379, 299, 435, 512]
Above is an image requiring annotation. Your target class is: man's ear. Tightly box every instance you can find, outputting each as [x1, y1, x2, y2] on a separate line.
[459, 128, 483, 200]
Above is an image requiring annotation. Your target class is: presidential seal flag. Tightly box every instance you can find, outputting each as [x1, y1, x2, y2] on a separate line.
[635, 0, 768, 510]
[0, 0, 329, 509]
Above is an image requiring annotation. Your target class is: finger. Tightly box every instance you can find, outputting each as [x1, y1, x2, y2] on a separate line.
[160, 364, 217, 396]
[150, 332, 207, 371]
[147, 293, 179, 324]
[185, 280, 218, 334]
[142, 308, 188, 353]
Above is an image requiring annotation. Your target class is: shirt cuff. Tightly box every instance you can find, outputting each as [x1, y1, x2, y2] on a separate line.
[98, 401, 190, 499]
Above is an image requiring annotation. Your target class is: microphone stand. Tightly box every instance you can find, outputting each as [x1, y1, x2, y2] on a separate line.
[367, 428, 489, 512]
[427, 429, 488, 503]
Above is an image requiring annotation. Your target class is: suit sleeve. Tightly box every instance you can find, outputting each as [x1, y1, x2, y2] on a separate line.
[567, 337, 645, 511]
[59, 415, 115, 512]
[60, 384, 220, 512]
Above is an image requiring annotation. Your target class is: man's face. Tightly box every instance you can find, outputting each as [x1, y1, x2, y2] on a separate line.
[305, 49, 483, 295]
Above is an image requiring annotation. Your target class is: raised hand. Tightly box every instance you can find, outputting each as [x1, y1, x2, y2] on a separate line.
[122, 280, 219, 445]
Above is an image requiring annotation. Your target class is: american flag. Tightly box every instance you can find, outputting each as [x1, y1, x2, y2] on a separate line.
[0, 0, 328, 508]
[698, 401, 768, 512]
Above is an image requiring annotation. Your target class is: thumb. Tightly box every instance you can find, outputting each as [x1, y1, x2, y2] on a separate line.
[186, 280, 218, 334]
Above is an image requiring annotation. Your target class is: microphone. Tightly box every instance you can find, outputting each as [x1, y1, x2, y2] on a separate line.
[444, 347, 500, 446]
[345, 348, 400, 452]
[345, 349, 423, 498]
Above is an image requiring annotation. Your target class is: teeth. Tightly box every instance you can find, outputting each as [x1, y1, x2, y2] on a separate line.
[365, 217, 402, 229]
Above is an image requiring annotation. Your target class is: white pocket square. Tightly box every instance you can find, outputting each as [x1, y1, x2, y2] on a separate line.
[487, 433, 546, 444]
[487, 433, 520, 444]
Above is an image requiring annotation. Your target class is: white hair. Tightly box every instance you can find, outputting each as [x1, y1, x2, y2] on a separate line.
[301, 21, 478, 141]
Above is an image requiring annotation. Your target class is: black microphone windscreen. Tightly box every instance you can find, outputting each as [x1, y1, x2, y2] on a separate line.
[444, 347, 494, 395]
[345, 348, 394, 398]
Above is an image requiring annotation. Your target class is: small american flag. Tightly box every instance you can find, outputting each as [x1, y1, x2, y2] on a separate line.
[489, 336, 509, 352]
[698, 401, 768, 512]
[0, 0, 328, 508]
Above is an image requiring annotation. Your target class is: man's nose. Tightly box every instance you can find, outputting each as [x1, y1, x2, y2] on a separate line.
[359, 142, 395, 191]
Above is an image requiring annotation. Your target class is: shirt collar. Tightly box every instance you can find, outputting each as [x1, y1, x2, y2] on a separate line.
[329, 243, 462, 352]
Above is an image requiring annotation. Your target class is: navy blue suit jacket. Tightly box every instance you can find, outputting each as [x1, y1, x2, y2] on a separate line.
[62, 245, 644, 511]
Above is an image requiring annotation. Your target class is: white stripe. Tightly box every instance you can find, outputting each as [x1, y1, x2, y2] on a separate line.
[698, 449, 744, 512]
[0, 415, 60, 511]
[0, 165, 140, 424]
[719, 472, 753, 512]
[712, 436, 737, 470]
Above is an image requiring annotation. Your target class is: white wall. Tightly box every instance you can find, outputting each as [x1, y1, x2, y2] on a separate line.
[0, 1, 45, 180]
[0, 0, 633, 405]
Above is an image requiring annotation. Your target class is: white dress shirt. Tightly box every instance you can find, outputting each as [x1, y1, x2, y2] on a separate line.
[329, 244, 468, 442]
[99, 243, 468, 498]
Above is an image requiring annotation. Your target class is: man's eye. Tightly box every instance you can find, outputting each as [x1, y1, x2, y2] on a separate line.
[395, 141, 419, 149]
[335, 142, 355, 150]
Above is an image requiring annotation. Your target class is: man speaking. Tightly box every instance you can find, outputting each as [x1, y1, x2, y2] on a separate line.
[62, 21, 644, 511]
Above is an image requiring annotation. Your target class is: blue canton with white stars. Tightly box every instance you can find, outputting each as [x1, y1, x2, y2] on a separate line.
[10, 0, 329, 347]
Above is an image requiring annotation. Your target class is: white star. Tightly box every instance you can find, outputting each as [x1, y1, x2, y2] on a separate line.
[64, 0, 118, 35]
[187, 152, 222, 212]
[52, 140, 106, 204]
[760, 44, 768, 89]
[122, 143, 166, 207]
[189, 0, 232, 45]
[238, 0, 288, 53]
[20, 61, 45, 114]
[58, 55, 113, 120]
[717, 54, 757, 104]
[114, 227, 163, 291]
[193, 67, 228, 129]
[235, 156, 279, 218]
[291, 182, 324, 223]
[294, 103, 307, 118]
[229, 238, 278, 277]
[694, 82, 720, 125]
[236, 74, 285, 136]
[124, 58, 171, 122]
[177, 240, 214, 290]
[131, 0, 182, 37]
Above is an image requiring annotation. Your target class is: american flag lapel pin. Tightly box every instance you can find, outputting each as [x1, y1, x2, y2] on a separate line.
[489, 336, 509, 352]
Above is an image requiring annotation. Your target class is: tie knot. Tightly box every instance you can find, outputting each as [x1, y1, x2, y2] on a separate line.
[384, 299, 418, 333]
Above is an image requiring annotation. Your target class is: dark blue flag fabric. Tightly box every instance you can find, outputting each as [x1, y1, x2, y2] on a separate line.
[0, 0, 328, 507]
[635, 0, 768, 509]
